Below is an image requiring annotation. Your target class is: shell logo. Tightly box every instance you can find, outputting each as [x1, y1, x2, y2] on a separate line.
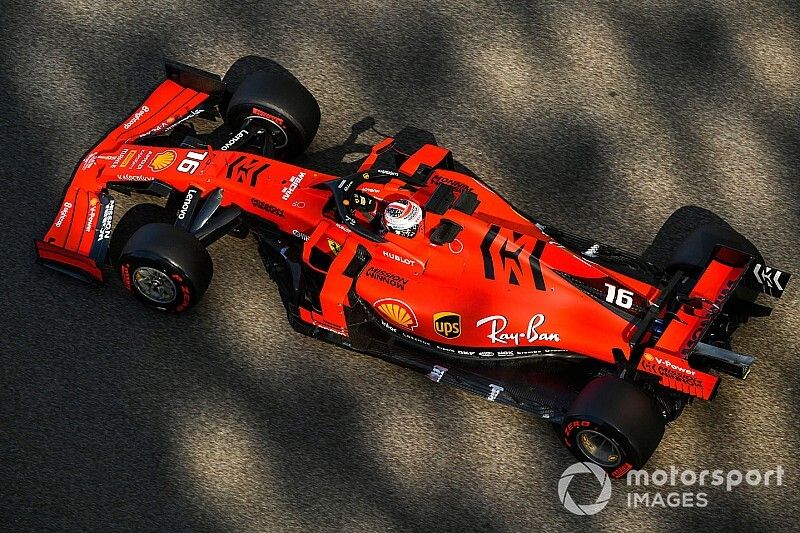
[374, 298, 418, 330]
[644, 353, 654, 361]
[150, 150, 177, 172]
[89, 197, 99, 206]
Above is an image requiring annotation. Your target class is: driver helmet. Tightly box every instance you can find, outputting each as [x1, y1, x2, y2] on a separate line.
[383, 199, 423, 238]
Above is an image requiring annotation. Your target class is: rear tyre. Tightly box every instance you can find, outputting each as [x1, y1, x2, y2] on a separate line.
[118, 223, 213, 313]
[223, 61, 320, 159]
[665, 225, 762, 275]
[562, 375, 665, 478]
[648, 206, 762, 307]
[646, 206, 762, 273]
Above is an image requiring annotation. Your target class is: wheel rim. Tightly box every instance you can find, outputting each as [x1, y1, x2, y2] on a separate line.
[576, 429, 623, 468]
[244, 115, 289, 149]
[132, 266, 177, 304]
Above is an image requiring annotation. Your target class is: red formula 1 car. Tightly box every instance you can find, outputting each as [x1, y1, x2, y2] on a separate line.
[37, 58, 792, 476]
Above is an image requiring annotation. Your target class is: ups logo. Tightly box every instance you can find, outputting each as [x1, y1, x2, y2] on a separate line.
[433, 312, 461, 339]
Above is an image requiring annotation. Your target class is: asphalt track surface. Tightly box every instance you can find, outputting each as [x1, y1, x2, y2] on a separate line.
[1, 1, 799, 531]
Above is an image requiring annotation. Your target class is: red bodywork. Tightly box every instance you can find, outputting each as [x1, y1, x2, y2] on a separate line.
[38, 75, 752, 401]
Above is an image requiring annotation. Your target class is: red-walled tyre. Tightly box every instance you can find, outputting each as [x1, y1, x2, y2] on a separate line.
[118, 223, 212, 313]
[562, 375, 665, 478]
[110, 203, 172, 266]
[223, 63, 320, 159]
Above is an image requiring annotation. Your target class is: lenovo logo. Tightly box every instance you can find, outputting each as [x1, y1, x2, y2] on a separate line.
[178, 190, 196, 220]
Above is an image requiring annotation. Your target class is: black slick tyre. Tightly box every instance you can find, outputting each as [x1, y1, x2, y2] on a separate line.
[109, 203, 172, 266]
[223, 64, 320, 159]
[562, 375, 665, 478]
[117, 223, 212, 313]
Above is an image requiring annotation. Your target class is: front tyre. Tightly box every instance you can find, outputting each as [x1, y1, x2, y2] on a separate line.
[118, 223, 213, 313]
[109, 203, 172, 267]
[562, 375, 665, 478]
[223, 65, 320, 159]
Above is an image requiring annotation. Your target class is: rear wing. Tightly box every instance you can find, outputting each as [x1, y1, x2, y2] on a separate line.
[625, 246, 759, 400]
[35, 62, 222, 282]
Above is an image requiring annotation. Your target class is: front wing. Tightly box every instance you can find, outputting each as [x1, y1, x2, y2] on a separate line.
[35, 62, 221, 281]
